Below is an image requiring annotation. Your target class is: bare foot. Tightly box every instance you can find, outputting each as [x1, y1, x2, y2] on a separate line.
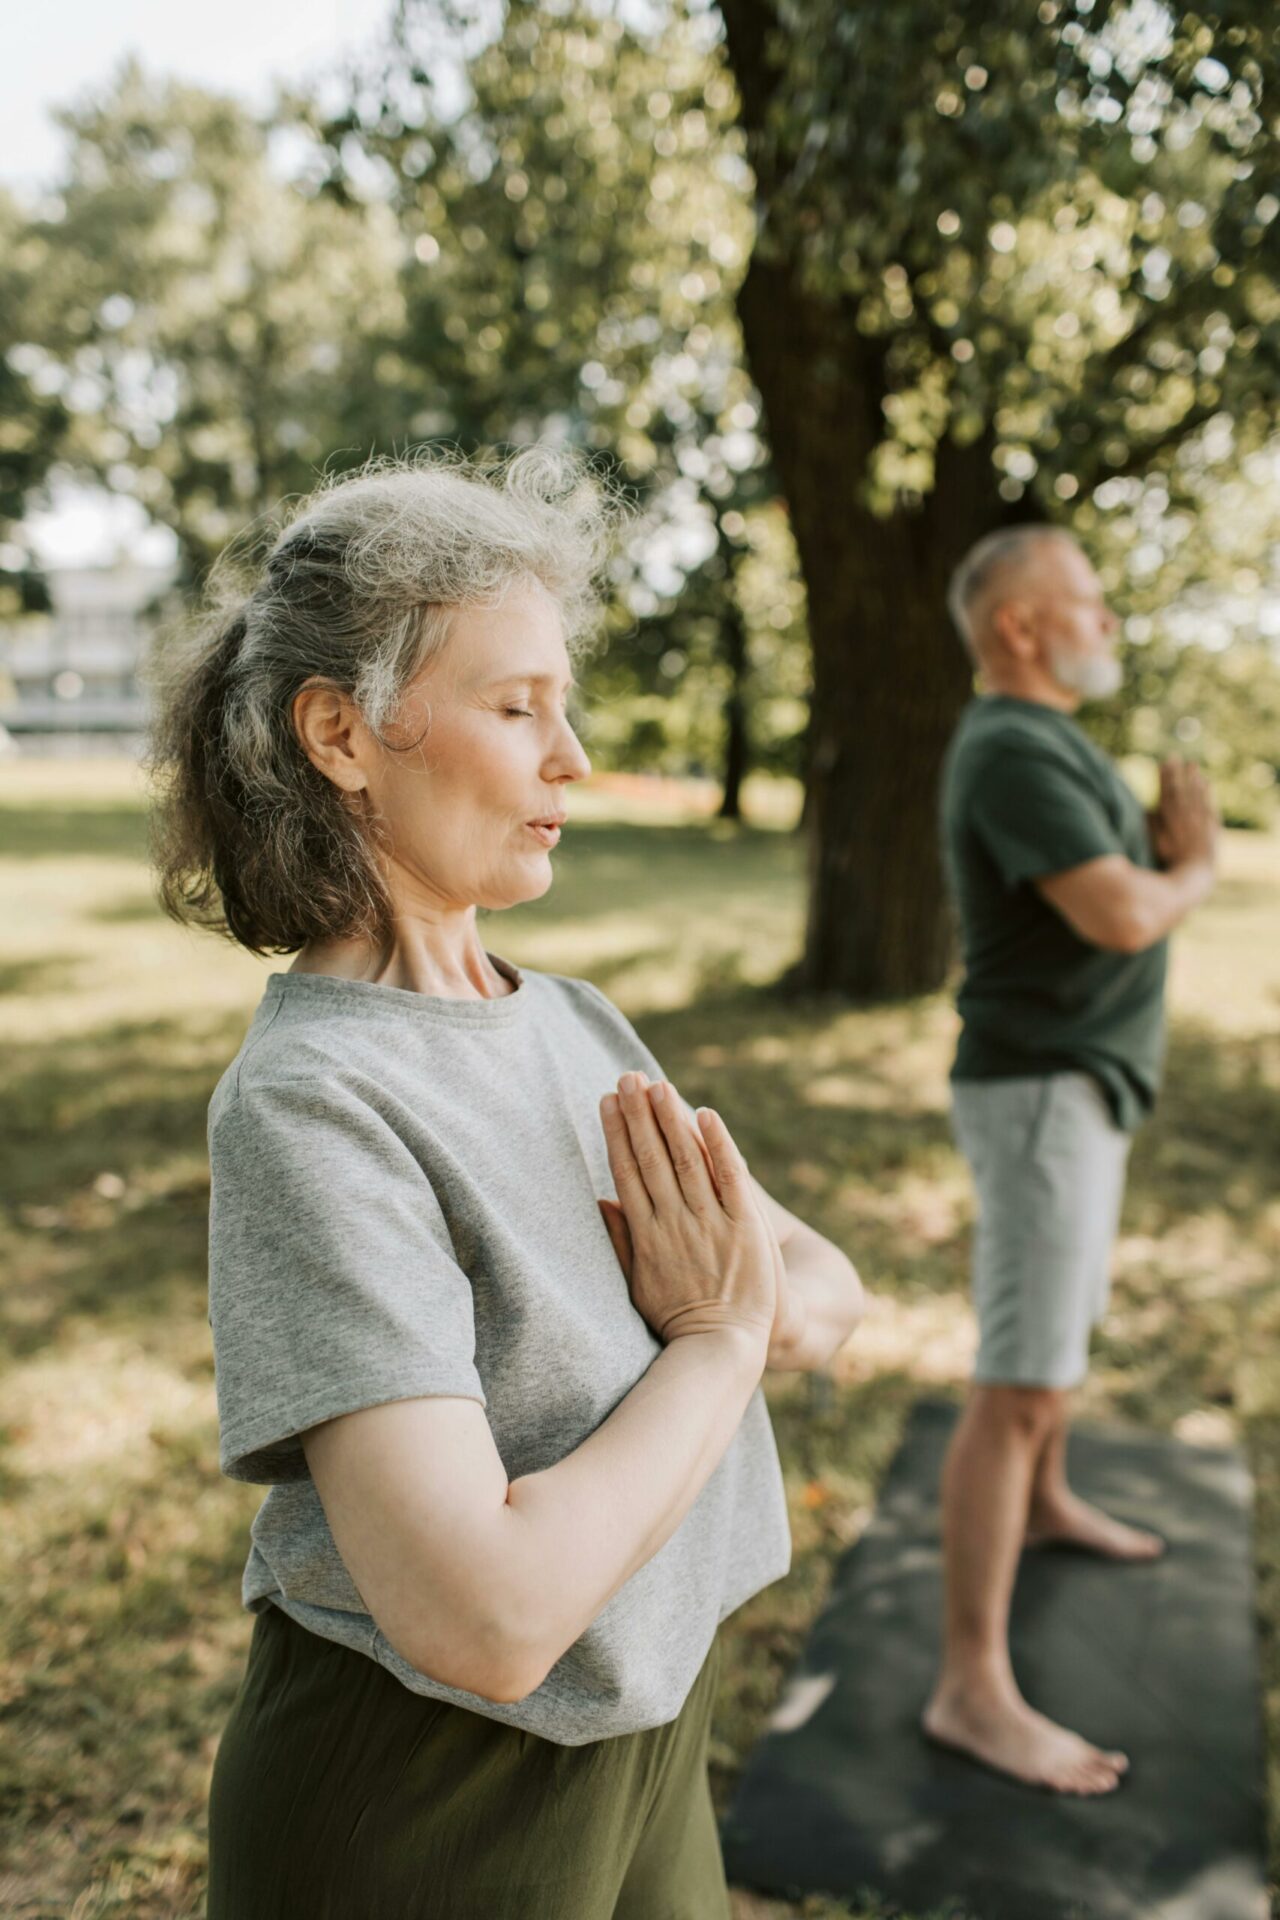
[1026, 1492, 1166, 1561]
[922, 1682, 1129, 1795]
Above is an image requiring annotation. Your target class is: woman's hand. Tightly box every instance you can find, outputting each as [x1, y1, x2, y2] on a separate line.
[597, 1072, 777, 1348]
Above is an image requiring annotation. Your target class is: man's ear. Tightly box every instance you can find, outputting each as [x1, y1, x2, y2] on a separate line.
[990, 597, 1037, 662]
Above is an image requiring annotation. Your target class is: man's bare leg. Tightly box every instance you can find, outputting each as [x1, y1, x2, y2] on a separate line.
[1025, 1398, 1165, 1560]
[922, 1384, 1129, 1794]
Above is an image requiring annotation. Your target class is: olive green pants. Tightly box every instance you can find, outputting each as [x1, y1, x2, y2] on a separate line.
[207, 1603, 732, 1919]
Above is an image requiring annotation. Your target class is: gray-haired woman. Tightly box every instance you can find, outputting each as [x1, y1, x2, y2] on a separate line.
[151, 447, 864, 1920]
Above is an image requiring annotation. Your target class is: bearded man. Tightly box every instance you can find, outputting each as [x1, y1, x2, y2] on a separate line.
[925, 527, 1218, 1794]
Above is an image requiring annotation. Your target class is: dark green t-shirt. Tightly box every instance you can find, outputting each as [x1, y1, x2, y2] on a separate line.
[939, 694, 1168, 1130]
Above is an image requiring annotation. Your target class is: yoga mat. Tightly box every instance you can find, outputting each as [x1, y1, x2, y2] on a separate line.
[721, 1400, 1268, 1920]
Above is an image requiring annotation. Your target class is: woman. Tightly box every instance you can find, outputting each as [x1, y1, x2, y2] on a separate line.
[149, 446, 864, 1919]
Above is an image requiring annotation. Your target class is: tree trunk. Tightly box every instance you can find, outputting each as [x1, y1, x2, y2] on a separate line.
[717, 591, 749, 820]
[734, 251, 1004, 996]
[716, 0, 1024, 996]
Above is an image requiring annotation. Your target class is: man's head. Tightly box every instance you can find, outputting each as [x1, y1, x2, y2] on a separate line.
[947, 527, 1122, 707]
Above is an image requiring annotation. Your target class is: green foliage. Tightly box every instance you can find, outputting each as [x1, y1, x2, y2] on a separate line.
[1079, 448, 1280, 823]
[5, 4, 1278, 812]
[0, 189, 65, 612]
[303, 0, 806, 778]
[20, 62, 410, 577]
[718, 0, 1280, 839]
[731, 0, 1280, 514]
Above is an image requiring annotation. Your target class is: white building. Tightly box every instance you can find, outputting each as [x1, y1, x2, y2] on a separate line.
[0, 562, 177, 754]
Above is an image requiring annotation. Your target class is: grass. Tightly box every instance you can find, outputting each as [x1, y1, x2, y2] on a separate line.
[0, 756, 1277, 1919]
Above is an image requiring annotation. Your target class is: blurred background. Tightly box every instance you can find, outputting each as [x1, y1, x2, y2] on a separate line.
[1, 4, 1277, 1916]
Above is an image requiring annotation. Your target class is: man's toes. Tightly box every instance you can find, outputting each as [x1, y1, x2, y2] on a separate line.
[1075, 1758, 1119, 1795]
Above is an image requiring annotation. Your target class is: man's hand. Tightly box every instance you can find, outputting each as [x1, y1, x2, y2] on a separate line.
[1150, 757, 1219, 873]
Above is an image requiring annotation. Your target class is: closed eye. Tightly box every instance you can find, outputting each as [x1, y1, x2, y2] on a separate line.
[504, 707, 534, 719]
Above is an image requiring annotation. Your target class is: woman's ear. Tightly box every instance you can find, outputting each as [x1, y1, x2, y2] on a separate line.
[292, 680, 369, 794]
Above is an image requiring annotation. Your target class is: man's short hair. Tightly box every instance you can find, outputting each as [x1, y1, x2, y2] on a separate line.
[946, 526, 1072, 656]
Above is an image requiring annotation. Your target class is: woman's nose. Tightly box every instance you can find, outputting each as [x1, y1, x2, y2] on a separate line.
[550, 719, 591, 782]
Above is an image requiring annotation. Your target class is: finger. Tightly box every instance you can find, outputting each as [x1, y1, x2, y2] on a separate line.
[694, 1106, 753, 1222]
[617, 1072, 683, 1213]
[666, 1089, 720, 1194]
[648, 1081, 718, 1210]
[691, 1115, 721, 1195]
[597, 1198, 634, 1278]
[600, 1091, 654, 1221]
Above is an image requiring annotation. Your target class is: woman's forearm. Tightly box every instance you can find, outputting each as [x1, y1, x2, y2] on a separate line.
[499, 1327, 766, 1696]
[766, 1233, 864, 1373]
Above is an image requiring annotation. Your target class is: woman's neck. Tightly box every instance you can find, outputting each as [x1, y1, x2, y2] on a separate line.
[289, 917, 513, 1000]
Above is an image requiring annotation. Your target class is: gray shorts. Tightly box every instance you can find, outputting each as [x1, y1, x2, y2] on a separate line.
[951, 1072, 1132, 1390]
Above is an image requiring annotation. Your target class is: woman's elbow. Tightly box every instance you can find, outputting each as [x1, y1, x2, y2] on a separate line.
[838, 1257, 867, 1342]
[402, 1625, 547, 1707]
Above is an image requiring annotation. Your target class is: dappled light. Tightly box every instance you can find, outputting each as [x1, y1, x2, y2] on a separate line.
[1, 761, 1276, 1914]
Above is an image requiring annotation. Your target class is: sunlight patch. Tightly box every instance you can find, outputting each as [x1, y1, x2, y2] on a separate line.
[2, 1339, 209, 1477]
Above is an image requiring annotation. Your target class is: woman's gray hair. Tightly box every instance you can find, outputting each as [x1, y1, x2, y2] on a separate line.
[146, 445, 623, 955]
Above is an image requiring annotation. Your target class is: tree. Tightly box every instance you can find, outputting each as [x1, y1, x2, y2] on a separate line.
[24, 63, 409, 580]
[315, 0, 808, 803]
[0, 189, 65, 613]
[716, 0, 1280, 994]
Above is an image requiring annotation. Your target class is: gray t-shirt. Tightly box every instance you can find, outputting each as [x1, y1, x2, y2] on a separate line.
[207, 953, 792, 1745]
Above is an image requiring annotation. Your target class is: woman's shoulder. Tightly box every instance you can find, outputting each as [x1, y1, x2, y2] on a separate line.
[207, 977, 385, 1127]
[528, 968, 662, 1075]
[530, 967, 629, 1030]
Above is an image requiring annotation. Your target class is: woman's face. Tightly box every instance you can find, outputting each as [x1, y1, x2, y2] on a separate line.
[361, 577, 592, 914]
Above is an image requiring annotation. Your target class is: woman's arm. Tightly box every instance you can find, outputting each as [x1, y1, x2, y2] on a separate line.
[305, 1089, 781, 1706]
[752, 1179, 865, 1373]
[305, 1326, 767, 1706]
[599, 1085, 866, 1377]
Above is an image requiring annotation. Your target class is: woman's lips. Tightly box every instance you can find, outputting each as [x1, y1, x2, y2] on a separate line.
[525, 821, 562, 847]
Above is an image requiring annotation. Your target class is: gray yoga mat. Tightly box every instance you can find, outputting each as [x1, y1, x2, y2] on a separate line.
[721, 1399, 1268, 1920]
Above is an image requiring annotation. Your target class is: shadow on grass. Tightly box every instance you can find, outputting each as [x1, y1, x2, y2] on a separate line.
[89, 892, 167, 926]
[0, 1013, 248, 1361]
[502, 817, 803, 929]
[0, 803, 150, 861]
[0, 954, 85, 996]
[2, 970, 1277, 1908]
[8, 984, 1275, 1375]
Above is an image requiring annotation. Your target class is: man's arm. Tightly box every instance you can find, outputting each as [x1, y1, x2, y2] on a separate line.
[1036, 757, 1219, 953]
[1035, 851, 1215, 953]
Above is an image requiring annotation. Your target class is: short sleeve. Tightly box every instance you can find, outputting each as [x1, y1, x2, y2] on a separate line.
[969, 745, 1122, 889]
[208, 1075, 486, 1484]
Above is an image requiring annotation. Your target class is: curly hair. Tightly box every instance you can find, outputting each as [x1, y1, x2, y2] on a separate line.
[145, 445, 623, 955]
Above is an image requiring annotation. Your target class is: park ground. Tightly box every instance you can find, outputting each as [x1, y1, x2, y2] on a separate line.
[0, 757, 1277, 1919]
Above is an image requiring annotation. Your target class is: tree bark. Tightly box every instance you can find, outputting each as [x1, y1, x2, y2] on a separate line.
[734, 249, 1006, 996]
[717, 583, 750, 821]
[719, 0, 1013, 996]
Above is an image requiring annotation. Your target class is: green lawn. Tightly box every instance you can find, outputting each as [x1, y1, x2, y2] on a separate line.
[1, 757, 1277, 1920]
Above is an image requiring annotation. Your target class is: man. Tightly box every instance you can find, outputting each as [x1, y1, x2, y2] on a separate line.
[925, 526, 1219, 1795]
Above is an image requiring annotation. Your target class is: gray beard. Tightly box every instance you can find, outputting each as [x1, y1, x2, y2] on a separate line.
[1046, 645, 1123, 702]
